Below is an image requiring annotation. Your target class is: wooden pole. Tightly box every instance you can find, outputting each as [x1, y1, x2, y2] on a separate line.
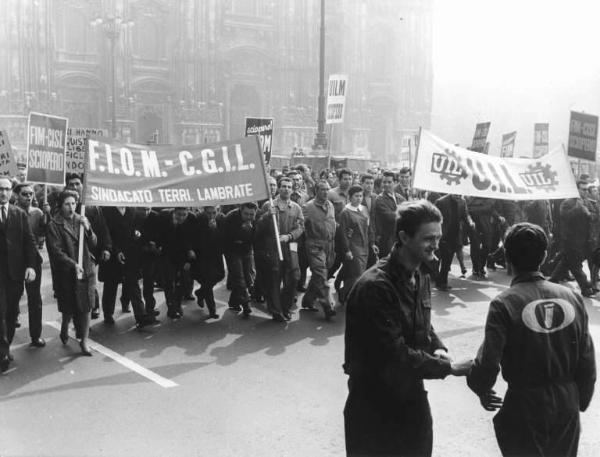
[77, 203, 85, 280]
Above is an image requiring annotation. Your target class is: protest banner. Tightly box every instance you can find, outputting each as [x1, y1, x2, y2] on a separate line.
[330, 157, 348, 170]
[26, 112, 68, 185]
[326, 74, 348, 124]
[0, 130, 18, 177]
[533, 123, 549, 158]
[568, 111, 598, 162]
[83, 136, 269, 207]
[66, 127, 108, 173]
[470, 122, 491, 153]
[500, 131, 517, 158]
[245, 117, 273, 164]
[413, 129, 578, 201]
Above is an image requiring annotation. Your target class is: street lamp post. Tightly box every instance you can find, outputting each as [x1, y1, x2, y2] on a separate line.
[312, 0, 328, 151]
[91, 15, 134, 139]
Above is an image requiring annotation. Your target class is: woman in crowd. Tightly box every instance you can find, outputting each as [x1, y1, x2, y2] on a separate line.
[46, 190, 97, 356]
[338, 185, 374, 303]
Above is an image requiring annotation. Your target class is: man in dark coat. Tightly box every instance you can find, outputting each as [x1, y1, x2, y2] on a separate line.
[344, 200, 472, 456]
[549, 180, 594, 296]
[434, 194, 474, 290]
[139, 208, 162, 316]
[221, 203, 258, 316]
[468, 223, 596, 457]
[0, 177, 37, 371]
[191, 206, 224, 319]
[467, 197, 498, 279]
[373, 170, 406, 257]
[99, 206, 158, 327]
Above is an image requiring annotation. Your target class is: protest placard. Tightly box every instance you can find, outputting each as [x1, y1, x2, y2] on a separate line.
[533, 123, 549, 158]
[568, 111, 598, 162]
[413, 129, 578, 200]
[245, 117, 273, 164]
[26, 112, 68, 185]
[326, 74, 348, 124]
[83, 136, 269, 207]
[0, 130, 17, 177]
[66, 127, 108, 173]
[470, 122, 491, 153]
[500, 131, 517, 158]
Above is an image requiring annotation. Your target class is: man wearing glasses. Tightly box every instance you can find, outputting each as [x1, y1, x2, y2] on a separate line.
[0, 177, 37, 372]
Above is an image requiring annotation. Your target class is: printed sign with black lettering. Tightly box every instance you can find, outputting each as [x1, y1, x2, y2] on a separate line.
[245, 117, 273, 164]
[26, 112, 68, 185]
[326, 74, 348, 124]
[568, 111, 598, 162]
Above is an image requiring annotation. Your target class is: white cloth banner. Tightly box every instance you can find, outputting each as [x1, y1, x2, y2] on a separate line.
[413, 129, 578, 200]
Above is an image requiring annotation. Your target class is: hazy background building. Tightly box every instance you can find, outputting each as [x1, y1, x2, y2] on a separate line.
[0, 0, 434, 167]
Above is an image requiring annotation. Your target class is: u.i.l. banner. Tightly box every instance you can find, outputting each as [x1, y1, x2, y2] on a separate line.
[83, 136, 269, 207]
[413, 129, 578, 200]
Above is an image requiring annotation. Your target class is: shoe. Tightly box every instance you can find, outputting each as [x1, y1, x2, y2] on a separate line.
[91, 310, 100, 319]
[30, 338, 46, 348]
[208, 312, 220, 319]
[459, 273, 467, 279]
[136, 316, 160, 329]
[167, 308, 181, 319]
[301, 304, 319, 312]
[282, 312, 292, 321]
[184, 295, 195, 301]
[121, 306, 131, 313]
[228, 305, 242, 312]
[582, 288, 596, 297]
[435, 284, 452, 292]
[251, 295, 265, 303]
[272, 313, 286, 323]
[0, 356, 9, 373]
[103, 316, 115, 324]
[7, 353, 14, 361]
[296, 285, 307, 293]
[242, 303, 252, 317]
[15, 320, 21, 328]
[146, 309, 160, 316]
[60, 332, 69, 345]
[324, 307, 336, 320]
[79, 341, 92, 356]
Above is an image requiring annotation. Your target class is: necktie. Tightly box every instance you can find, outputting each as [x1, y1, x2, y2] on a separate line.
[1, 205, 5, 224]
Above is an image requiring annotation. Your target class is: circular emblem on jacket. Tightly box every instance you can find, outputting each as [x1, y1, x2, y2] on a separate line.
[521, 298, 576, 333]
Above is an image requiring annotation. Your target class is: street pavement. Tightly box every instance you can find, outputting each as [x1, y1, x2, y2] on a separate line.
[2, 259, 600, 457]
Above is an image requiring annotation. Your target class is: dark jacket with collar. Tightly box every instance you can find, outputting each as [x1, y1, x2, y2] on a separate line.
[373, 191, 406, 257]
[0, 203, 37, 281]
[344, 244, 450, 399]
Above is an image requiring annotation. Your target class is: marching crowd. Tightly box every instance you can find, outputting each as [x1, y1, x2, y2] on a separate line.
[0, 163, 598, 370]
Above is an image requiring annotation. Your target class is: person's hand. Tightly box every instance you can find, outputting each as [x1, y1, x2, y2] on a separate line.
[242, 221, 253, 230]
[372, 244, 379, 256]
[133, 230, 141, 239]
[279, 234, 291, 243]
[345, 250, 353, 260]
[188, 250, 196, 261]
[75, 265, 84, 278]
[208, 219, 217, 229]
[433, 348, 452, 363]
[42, 201, 51, 214]
[101, 250, 110, 262]
[479, 389, 503, 411]
[24, 267, 36, 283]
[269, 206, 278, 216]
[450, 359, 473, 376]
[346, 228, 354, 238]
[117, 252, 126, 264]
[80, 216, 91, 232]
[183, 262, 191, 272]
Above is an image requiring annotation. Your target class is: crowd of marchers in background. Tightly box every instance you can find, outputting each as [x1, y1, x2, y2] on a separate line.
[0, 162, 598, 368]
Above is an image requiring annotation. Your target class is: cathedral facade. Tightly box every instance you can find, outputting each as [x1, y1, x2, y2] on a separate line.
[0, 0, 433, 167]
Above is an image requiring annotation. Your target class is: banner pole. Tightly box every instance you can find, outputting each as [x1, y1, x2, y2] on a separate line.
[328, 124, 334, 170]
[77, 203, 85, 280]
[255, 135, 283, 261]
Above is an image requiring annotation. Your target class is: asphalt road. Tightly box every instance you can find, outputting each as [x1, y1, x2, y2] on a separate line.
[2, 260, 600, 457]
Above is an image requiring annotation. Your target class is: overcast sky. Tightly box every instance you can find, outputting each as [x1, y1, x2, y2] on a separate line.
[431, 0, 600, 156]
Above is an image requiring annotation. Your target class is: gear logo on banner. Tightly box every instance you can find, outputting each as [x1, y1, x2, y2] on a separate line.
[519, 162, 559, 192]
[521, 298, 576, 334]
[430, 149, 469, 185]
